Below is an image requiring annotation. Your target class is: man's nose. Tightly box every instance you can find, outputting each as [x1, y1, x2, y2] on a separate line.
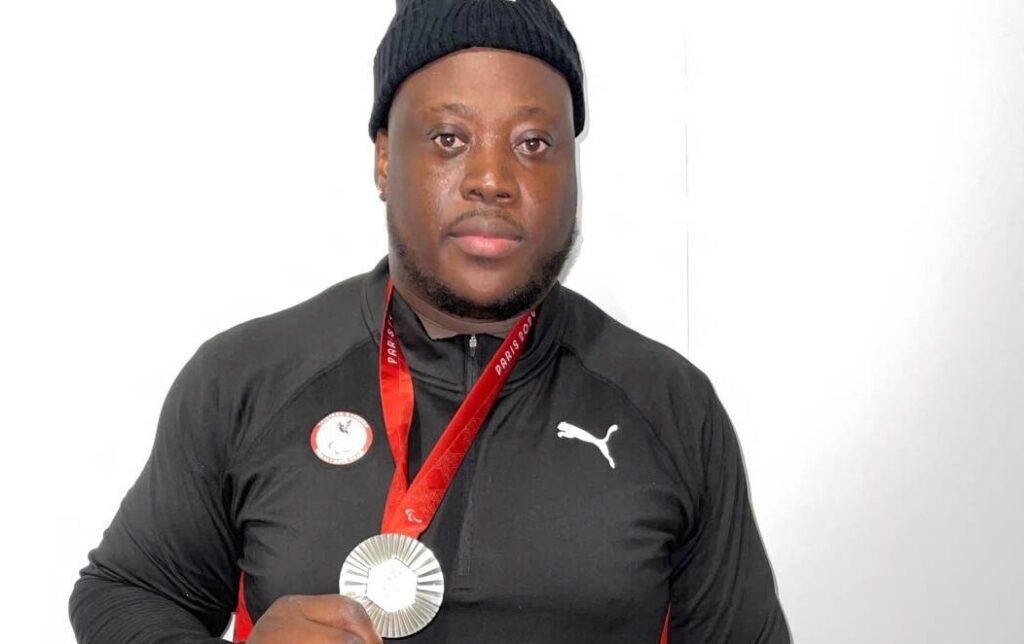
[460, 141, 519, 205]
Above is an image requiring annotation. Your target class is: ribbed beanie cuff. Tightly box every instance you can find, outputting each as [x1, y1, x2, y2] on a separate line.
[369, 0, 586, 141]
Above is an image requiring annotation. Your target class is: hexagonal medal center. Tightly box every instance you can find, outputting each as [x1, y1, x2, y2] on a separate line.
[366, 558, 417, 613]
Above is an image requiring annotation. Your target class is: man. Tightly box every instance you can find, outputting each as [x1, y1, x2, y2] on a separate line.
[70, 1, 790, 642]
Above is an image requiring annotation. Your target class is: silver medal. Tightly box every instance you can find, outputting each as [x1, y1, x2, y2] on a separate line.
[339, 533, 445, 638]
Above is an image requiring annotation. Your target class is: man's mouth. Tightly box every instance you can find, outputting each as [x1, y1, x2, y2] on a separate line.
[447, 215, 524, 260]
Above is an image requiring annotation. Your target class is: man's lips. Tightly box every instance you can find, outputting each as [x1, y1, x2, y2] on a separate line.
[447, 215, 524, 260]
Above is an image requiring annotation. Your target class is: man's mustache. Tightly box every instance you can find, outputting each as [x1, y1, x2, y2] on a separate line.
[445, 209, 524, 237]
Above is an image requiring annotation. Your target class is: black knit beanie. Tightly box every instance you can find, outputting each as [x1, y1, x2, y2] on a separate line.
[369, 0, 586, 142]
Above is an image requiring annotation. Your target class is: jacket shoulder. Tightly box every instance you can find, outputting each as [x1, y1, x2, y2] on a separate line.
[557, 285, 712, 398]
[176, 271, 375, 457]
[199, 271, 372, 371]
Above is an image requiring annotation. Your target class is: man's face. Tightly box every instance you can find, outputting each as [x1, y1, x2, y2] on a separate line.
[376, 47, 578, 320]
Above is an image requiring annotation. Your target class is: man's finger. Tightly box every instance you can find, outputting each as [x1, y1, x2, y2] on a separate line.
[286, 594, 383, 644]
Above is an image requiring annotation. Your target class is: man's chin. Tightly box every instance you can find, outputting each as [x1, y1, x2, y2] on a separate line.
[422, 275, 547, 321]
[439, 271, 527, 306]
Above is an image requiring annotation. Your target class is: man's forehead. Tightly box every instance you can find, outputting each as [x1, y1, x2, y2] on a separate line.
[424, 103, 550, 119]
[384, 47, 573, 130]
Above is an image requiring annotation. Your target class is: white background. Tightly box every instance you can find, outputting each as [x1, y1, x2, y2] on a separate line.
[1, 1, 1021, 642]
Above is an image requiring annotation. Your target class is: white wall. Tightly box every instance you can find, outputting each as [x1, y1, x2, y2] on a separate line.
[684, 0, 1024, 642]
[0, 2, 685, 642]
[4, 1, 1021, 643]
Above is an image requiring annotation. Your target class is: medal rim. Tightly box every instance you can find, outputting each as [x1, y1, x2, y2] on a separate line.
[310, 411, 374, 465]
[339, 533, 445, 639]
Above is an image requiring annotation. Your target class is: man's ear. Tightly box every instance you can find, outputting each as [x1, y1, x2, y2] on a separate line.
[374, 129, 389, 202]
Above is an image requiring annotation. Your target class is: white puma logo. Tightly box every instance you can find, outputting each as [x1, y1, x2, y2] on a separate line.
[556, 422, 619, 469]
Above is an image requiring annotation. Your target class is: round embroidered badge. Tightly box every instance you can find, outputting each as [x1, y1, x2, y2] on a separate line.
[310, 411, 374, 465]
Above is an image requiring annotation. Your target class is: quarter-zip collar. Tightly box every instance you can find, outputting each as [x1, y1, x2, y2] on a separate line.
[360, 257, 566, 395]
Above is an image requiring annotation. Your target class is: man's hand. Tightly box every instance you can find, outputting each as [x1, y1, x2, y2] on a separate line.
[247, 594, 383, 644]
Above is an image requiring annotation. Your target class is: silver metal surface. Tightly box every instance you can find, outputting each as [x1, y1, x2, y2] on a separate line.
[339, 533, 445, 639]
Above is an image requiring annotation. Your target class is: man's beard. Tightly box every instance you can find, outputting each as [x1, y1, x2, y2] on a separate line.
[387, 204, 577, 320]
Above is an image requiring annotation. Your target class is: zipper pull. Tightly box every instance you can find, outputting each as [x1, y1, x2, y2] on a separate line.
[468, 334, 477, 358]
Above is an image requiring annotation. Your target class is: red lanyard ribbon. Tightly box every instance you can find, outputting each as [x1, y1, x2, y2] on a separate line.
[378, 280, 537, 539]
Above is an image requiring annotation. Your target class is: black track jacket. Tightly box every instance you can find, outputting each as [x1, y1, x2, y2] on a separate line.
[70, 259, 790, 643]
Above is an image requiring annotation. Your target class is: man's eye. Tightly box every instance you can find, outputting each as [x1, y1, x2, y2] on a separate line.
[516, 138, 551, 155]
[432, 133, 466, 150]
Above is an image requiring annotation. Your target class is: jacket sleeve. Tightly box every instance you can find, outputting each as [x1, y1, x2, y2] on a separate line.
[69, 343, 241, 643]
[666, 382, 791, 643]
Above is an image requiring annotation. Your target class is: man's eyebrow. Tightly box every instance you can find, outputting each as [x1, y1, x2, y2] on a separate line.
[512, 104, 545, 118]
[429, 103, 476, 118]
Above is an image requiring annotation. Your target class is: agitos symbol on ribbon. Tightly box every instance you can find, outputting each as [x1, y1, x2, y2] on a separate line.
[338, 279, 538, 638]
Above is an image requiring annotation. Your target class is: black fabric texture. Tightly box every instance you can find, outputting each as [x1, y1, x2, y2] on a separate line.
[368, 0, 587, 141]
[69, 258, 790, 643]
